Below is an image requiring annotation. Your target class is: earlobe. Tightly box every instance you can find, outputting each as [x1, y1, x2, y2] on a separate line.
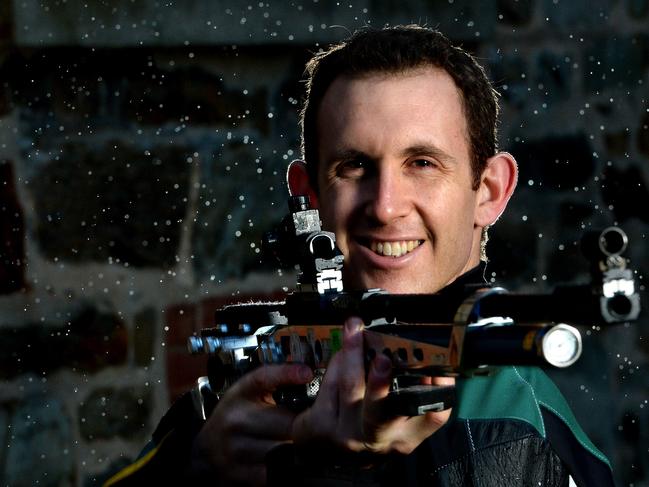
[475, 152, 518, 227]
[286, 159, 320, 208]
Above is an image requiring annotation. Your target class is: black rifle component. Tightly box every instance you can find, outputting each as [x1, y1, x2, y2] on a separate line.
[263, 195, 344, 294]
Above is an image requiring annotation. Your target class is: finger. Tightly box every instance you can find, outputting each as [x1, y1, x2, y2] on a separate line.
[339, 316, 366, 403]
[362, 353, 394, 433]
[431, 375, 455, 386]
[232, 363, 313, 399]
[406, 406, 452, 440]
[365, 354, 393, 403]
[374, 413, 450, 455]
[293, 318, 368, 449]
[312, 350, 341, 417]
[419, 376, 454, 429]
[310, 316, 365, 416]
[232, 404, 299, 439]
[420, 375, 455, 386]
[399, 376, 454, 441]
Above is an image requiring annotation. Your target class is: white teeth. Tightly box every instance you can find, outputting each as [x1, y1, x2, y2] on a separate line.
[393, 242, 402, 257]
[369, 240, 422, 257]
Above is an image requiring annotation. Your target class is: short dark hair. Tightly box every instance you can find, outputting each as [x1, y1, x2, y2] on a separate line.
[299, 25, 500, 190]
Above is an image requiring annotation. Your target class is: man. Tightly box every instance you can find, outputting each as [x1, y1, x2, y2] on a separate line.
[105, 25, 614, 487]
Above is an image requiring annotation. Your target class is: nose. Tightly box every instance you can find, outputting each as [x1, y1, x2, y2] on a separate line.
[364, 165, 411, 224]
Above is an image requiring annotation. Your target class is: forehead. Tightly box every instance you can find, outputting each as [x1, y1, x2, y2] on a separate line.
[316, 67, 470, 161]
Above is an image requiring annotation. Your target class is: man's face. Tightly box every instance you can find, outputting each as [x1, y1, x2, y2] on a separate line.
[314, 67, 483, 293]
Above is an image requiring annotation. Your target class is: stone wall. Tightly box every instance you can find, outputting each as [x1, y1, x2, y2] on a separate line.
[0, 1, 647, 485]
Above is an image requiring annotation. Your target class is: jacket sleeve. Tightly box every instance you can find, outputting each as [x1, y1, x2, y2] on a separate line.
[103, 388, 212, 486]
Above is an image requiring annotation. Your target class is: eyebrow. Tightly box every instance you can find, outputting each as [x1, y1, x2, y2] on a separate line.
[324, 148, 370, 165]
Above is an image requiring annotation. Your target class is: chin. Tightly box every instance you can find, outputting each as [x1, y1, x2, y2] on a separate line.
[384, 281, 438, 294]
[346, 272, 436, 294]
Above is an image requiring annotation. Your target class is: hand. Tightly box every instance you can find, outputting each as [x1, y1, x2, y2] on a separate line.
[190, 363, 313, 487]
[291, 316, 453, 456]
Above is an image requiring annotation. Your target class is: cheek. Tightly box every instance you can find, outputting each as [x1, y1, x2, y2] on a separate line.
[447, 196, 480, 250]
[421, 189, 476, 238]
[318, 185, 353, 229]
[317, 195, 343, 239]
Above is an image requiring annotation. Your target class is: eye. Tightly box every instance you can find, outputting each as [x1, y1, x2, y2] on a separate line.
[410, 158, 438, 169]
[336, 157, 369, 178]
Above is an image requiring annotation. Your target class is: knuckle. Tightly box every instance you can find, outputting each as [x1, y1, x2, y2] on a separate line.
[341, 437, 365, 452]
[220, 405, 251, 433]
[424, 410, 451, 429]
[391, 439, 416, 455]
[339, 380, 361, 397]
[250, 365, 274, 388]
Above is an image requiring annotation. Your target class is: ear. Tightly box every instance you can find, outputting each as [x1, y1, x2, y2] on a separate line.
[286, 159, 320, 208]
[474, 152, 518, 227]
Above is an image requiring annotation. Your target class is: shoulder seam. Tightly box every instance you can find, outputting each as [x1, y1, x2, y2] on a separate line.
[512, 366, 546, 437]
[464, 419, 476, 452]
[539, 400, 609, 465]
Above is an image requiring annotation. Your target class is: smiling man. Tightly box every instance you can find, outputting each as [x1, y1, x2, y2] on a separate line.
[106, 25, 615, 487]
[296, 66, 513, 294]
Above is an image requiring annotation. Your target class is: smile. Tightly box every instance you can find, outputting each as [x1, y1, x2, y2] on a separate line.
[368, 240, 423, 257]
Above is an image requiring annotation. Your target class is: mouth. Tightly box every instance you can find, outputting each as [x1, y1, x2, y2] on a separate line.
[361, 239, 424, 258]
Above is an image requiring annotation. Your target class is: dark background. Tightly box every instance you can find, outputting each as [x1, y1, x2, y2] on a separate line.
[0, 1, 647, 485]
